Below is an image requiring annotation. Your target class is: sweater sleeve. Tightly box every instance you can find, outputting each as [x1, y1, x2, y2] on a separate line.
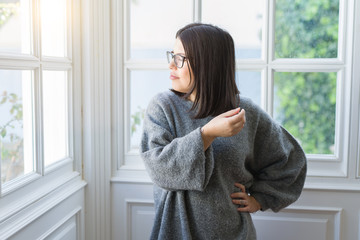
[140, 96, 214, 192]
[248, 107, 307, 212]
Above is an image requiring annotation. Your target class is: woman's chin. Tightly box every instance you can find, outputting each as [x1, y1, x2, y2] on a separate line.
[171, 85, 185, 93]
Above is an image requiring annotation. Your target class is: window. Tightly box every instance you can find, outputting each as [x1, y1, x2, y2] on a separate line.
[0, 0, 77, 195]
[115, 0, 358, 180]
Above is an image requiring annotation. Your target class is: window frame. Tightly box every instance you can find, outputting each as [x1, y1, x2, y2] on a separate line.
[0, 0, 82, 197]
[112, 0, 360, 186]
[352, 0, 360, 179]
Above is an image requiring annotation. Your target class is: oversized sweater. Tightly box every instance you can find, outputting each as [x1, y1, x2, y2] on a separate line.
[140, 90, 307, 240]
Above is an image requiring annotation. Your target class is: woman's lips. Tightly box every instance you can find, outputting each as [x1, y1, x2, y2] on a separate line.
[170, 74, 179, 80]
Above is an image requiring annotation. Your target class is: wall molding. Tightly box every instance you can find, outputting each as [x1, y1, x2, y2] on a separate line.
[37, 207, 81, 240]
[304, 178, 360, 192]
[111, 169, 360, 192]
[81, 0, 112, 239]
[111, 168, 152, 184]
[281, 205, 343, 215]
[253, 206, 342, 240]
[0, 170, 81, 223]
[351, 0, 360, 179]
[125, 199, 155, 240]
[0, 176, 86, 239]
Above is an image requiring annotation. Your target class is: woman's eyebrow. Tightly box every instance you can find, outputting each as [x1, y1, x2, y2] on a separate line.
[174, 52, 186, 56]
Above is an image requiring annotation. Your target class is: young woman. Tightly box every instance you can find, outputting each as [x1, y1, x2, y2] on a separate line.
[140, 23, 307, 240]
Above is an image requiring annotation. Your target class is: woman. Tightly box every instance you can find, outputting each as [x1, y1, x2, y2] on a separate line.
[140, 23, 306, 240]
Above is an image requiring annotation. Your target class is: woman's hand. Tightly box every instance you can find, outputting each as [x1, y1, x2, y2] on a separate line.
[230, 183, 261, 213]
[202, 107, 246, 138]
[201, 107, 246, 150]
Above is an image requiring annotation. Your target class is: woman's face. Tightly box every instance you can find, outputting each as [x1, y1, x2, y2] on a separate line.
[169, 38, 195, 100]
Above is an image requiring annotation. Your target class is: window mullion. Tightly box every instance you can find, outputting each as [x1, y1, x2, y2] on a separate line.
[41, 57, 72, 66]
[0, 59, 40, 69]
[265, 0, 275, 115]
[124, 0, 131, 61]
[66, 0, 73, 60]
[260, 67, 267, 111]
[354, 0, 360, 179]
[267, 0, 275, 64]
[124, 67, 131, 160]
[33, 0, 43, 176]
[67, 70, 74, 164]
[266, 68, 274, 116]
[337, 0, 346, 62]
[35, 67, 44, 176]
[194, 0, 201, 22]
[33, 0, 41, 59]
[262, 0, 270, 63]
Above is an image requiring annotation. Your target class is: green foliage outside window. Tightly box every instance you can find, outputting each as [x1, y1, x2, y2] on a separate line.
[0, 3, 19, 29]
[131, 106, 145, 135]
[0, 91, 24, 183]
[275, 0, 339, 58]
[275, 72, 336, 154]
[1, 3, 25, 182]
[275, 0, 339, 154]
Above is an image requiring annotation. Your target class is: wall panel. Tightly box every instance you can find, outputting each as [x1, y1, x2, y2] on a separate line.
[253, 207, 342, 240]
[5, 187, 84, 240]
[44, 214, 78, 240]
[126, 200, 155, 240]
[112, 182, 360, 240]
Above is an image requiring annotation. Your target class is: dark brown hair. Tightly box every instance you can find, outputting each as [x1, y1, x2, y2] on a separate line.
[174, 23, 239, 119]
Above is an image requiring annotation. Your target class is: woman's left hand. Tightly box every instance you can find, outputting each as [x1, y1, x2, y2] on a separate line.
[230, 183, 261, 213]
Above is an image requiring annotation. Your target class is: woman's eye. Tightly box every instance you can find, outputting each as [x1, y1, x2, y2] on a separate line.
[174, 55, 182, 63]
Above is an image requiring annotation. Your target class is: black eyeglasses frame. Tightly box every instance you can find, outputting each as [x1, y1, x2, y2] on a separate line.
[166, 51, 187, 69]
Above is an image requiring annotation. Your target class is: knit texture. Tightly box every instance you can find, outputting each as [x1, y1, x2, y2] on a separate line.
[140, 90, 307, 240]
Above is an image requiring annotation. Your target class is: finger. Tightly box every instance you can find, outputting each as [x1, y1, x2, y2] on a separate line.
[233, 121, 245, 130]
[237, 206, 251, 212]
[237, 109, 245, 119]
[234, 183, 246, 193]
[232, 199, 248, 205]
[222, 107, 241, 118]
[230, 192, 248, 199]
[239, 109, 246, 117]
[228, 109, 246, 124]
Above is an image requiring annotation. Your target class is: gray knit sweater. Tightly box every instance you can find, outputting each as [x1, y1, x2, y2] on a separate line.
[140, 90, 307, 240]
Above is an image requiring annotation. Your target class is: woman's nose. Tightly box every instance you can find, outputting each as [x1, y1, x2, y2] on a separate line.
[168, 58, 177, 69]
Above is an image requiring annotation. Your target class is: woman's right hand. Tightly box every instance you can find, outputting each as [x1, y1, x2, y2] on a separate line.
[202, 107, 246, 138]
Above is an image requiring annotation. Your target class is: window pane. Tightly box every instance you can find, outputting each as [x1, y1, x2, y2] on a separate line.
[130, 0, 192, 59]
[40, 0, 67, 57]
[0, 0, 32, 54]
[0, 69, 34, 183]
[275, 0, 339, 58]
[42, 71, 68, 166]
[236, 71, 261, 106]
[130, 70, 171, 149]
[274, 72, 337, 154]
[202, 0, 264, 59]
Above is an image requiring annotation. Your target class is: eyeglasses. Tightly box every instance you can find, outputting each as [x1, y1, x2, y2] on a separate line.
[166, 51, 187, 68]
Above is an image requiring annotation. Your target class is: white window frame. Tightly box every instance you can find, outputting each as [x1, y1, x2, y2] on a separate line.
[0, 0, 82, 214]
[352, 0, 360, 180]
[112, 0, 360, 189]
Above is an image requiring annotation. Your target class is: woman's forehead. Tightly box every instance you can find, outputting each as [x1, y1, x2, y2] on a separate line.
[173, 38, 186, 55]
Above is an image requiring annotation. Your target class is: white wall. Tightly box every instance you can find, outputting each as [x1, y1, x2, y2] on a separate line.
[111, 182, 360, 240]
[0, 175, 86, 240]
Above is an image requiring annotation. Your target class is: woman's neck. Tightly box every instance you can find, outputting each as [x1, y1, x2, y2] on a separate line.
[188, 92, 196, 102]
